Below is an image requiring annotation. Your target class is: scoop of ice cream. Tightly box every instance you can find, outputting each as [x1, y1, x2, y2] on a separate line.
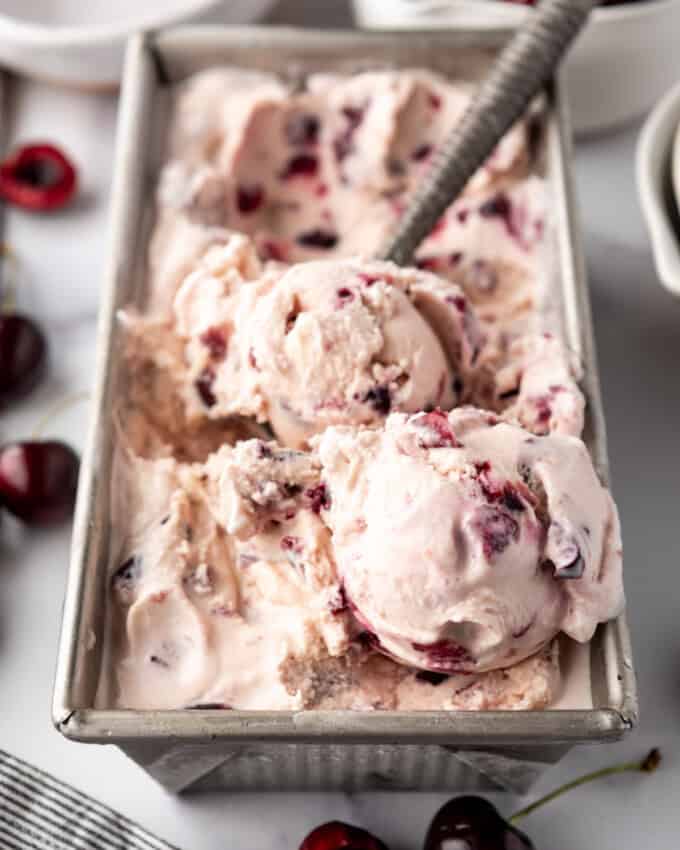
[173, 253, 483, 448]
[241, 259, 482, 447]
[316, 407, 623, 674]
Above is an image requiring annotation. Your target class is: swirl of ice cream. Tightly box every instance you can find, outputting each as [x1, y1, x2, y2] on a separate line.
[173, 250, 484, 449]
[106, 438, 349, 710]
[316, 407, 624, 675]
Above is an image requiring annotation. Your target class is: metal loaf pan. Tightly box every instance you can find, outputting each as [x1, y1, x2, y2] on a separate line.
[52, 26, 638, 794]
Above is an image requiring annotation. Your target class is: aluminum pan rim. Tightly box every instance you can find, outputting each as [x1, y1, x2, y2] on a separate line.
[52, 25, 637, 744]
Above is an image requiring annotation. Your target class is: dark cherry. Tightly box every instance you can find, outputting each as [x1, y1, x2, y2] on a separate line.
[195, 367, 217, 407]
[199, 327, 227, 360]
[0, 143, 77, 211]
[0, 314, 48, 407]
[333, 105, 366, 163]
[305, 483, 330, 514]
[412, 143, 433, 162]
[285, 113, 321, 146]
[364, 385, 391, 415]
[415, 670, 450, 686]
[411, 639, 475, 674]
[279, 154, 319, 180]
[474, 505, 519, 560]
[0, 440, 79, 526]
[415, 256, 442, 272]
[329, 584, 349, 615]
[236, 183, 265, 214]
[299, 821, 389, 850]
[478, 193, 512, 223]
[423, 796, 534, 850]
[296, 228, 339, 250]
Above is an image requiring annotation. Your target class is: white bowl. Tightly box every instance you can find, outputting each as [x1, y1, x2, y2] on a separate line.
[566, 0, 680, 135]
[0, 0, 275, 88]
[351, 0, 680, 135]
[637, 80, 680, 297]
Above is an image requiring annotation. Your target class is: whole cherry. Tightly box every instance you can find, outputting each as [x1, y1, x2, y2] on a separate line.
[423, 796, 533, 850]
[0, 313, 48, 407]
[0, 440, 79, 526]
[299, 821, 389, 850]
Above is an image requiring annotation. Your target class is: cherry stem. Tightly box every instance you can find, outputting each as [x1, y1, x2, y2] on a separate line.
[509, 748, 661, 825]
[1, 241, 18, 313]
[32, 390, 90, 440]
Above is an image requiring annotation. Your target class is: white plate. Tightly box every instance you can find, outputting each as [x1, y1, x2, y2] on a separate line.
[0, 0, 276, 88]
[637, 80, 680, 297]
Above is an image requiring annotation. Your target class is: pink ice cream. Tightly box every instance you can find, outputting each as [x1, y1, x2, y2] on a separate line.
[159, 68, 529, 267]
[171, 252, 482, 448]
[316, 407, 623, 675]
[129, 64, 579, 447]
[102, 433, 565, 711]
[99, 64, 620, 714]
[105, 438, 349, 710]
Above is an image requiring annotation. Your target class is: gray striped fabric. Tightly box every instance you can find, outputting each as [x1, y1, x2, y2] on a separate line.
[0, 750, 180, 850]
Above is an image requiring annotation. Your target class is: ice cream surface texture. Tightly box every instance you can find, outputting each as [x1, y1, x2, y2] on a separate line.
[107, 440, 346, 710]
[105, 430, 573, 710]
[316, 408, 624, 675]
[99, 65, 624, 712]
[103, 412, 621, 710]
[170, 253, 483, 448]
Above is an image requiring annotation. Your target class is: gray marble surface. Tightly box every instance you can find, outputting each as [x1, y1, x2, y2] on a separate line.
[1, 2, 679, 848]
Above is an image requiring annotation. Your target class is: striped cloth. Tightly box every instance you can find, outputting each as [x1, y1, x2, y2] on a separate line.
[0, 750, 180, 850]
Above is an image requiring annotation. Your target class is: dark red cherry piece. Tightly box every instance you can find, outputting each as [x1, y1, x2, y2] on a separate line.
[0, 314, 48, 407]
[300, 820, 389, 850]
[0, 440, 79, 526]
[423, 796, 533, 850]
[0, 143, 77, 211]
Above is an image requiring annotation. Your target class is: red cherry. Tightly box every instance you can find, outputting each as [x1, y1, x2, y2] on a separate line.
[0, 440, 79, 525]
[0, 314, 48, 407]
[236, 183, 265, 214]
[296, 228, 339, 250]
[0, 143, 77, 211]
[279, 153, 319, 180]
[300, 820, 389, 850]
[424, 796, 533, 850]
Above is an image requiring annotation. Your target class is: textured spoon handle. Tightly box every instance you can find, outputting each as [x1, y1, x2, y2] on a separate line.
[380, 0, 595, 266]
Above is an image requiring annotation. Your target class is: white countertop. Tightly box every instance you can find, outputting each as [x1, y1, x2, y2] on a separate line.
[1, 6, 680, 849]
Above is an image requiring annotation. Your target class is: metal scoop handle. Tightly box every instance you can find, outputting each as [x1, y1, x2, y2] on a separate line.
[380, 0, 596, 266]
